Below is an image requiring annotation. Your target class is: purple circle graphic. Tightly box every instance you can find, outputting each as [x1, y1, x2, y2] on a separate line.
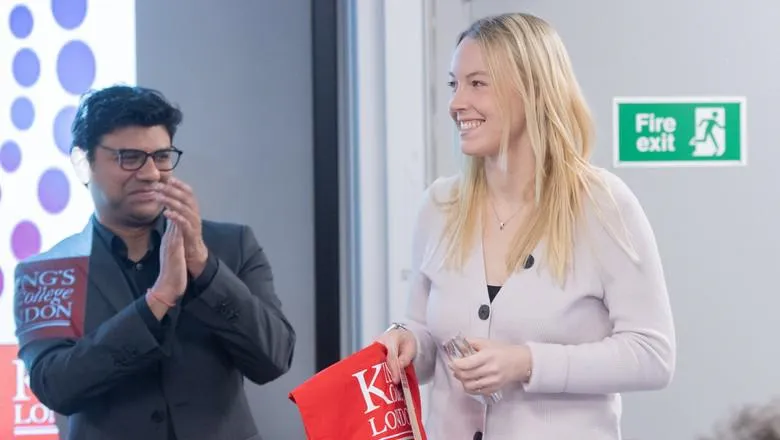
[11, 97, 35, 130]
[12, 48, 40, 87]
[57, 40, 96, 95]
[38, 168, 71, 214]
[0, 141, 22, 172]
[0, 266, 4, 299]
[9, 5, 33, 39]
[51, 0, 87, 30]
[54, 106, 77, 155]
[11, 221, 41, 260]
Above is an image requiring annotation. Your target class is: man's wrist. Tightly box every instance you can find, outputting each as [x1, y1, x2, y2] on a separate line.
[187, 244, 209, 278]
[148, 284, 179, 305]
[147, 289, 176, 308]
[145, 288, 178, 321]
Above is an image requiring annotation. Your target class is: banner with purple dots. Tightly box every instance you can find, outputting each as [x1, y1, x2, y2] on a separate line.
[0, 1, 135, 437]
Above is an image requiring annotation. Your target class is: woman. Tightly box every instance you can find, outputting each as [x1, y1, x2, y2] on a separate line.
[379, 12, 676, 440]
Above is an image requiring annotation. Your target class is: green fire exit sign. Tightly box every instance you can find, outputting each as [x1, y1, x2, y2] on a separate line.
[613, 97, 747, 167]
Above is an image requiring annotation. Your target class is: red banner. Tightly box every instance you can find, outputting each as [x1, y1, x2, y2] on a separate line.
[0, 344, 59, 439]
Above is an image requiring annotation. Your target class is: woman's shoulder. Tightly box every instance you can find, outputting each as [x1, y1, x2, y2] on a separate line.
[413, 174, 460, 230]
[418, 174, 460, 211]
[427, 173, 461, 200]
[580, 166, 653, 263]
[583, 166, 648, 225]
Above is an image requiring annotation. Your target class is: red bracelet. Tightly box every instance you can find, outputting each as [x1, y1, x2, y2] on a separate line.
[147, 289, 176, 308]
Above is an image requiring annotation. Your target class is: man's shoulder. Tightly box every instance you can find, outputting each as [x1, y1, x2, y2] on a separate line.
[202, 219, 244, 232]
[201, 219, 257, 246]
[19, 232, 87, 265]
[200, 220, 265, 263]
[13, 231, 90, 283]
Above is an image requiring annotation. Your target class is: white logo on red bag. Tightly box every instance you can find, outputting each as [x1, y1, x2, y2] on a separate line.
[11, 358, 58, 437]
[353, 362, 414, 438]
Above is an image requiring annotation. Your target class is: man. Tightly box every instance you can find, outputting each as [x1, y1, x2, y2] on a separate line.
[700, 398, 780, 440]
[13, 85, 296, 440]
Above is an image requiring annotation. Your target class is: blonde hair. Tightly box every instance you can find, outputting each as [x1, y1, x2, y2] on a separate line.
[440, 12, 634, 284]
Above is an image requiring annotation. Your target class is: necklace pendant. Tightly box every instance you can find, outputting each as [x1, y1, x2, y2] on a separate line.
[499, 222, 505, 231]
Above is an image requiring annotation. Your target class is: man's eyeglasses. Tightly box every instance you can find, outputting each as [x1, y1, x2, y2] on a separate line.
[98, 145, 183, 171]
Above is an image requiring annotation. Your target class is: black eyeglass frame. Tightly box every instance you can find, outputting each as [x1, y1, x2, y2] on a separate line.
[97, 145, 184, 171]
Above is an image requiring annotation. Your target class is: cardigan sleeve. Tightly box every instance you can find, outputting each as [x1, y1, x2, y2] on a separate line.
[523, 171, 676, 394]
[400, 178, 452, 385]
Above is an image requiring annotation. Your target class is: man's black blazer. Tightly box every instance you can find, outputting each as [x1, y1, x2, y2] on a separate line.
[13, 216, 296, 440]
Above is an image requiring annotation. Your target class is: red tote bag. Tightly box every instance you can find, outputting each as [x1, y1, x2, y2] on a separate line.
[289, 342, 427, 440]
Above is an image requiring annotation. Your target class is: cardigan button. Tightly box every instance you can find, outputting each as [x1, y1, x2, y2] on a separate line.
[473, 432, 483, 440]
[524, 254, 535, 269]
[478, 304, 490, 320]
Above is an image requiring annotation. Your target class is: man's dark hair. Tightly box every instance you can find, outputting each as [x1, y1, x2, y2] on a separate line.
[70, 85, 183, 161]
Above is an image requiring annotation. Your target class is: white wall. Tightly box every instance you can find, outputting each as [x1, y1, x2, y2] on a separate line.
[347, 0, 431, 350]
[347, 0, 472, 423]
[429, 1, 472, 179]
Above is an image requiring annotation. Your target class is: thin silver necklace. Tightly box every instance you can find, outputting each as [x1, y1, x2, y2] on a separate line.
[488, 197, 523, 231]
